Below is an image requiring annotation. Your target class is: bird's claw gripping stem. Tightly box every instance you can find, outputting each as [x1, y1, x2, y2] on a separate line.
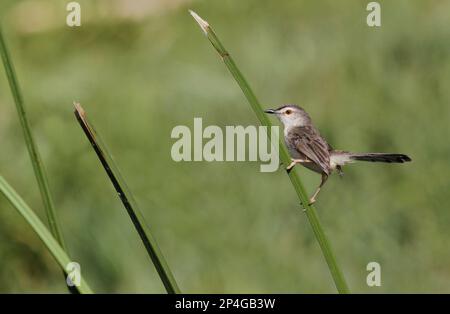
[286, 159, 310, 172]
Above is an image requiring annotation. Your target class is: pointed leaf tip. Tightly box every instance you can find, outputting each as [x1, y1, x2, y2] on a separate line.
[189, 10, 209, 35]
[73, 102, 85, 117]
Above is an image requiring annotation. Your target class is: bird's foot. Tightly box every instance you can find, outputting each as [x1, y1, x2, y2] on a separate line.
[286, 159, 309, 172]
[286, 160, 297, 171]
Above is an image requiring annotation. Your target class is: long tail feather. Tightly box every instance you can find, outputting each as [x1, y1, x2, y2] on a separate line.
[330, 151, 412, 167]
[350, 153, 411, 163]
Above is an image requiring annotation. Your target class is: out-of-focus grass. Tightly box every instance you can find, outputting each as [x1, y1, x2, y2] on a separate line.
[0, 0, 449, 292]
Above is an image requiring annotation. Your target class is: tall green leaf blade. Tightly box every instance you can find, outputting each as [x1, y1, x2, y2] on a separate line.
[0, 26, 66, 249]
[74, 103, 180, 294]
[0, 176, 93, 294]
[0, 24, 79, 293]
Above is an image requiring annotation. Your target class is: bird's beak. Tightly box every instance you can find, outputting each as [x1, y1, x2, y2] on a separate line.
[264, 109, 276, 114]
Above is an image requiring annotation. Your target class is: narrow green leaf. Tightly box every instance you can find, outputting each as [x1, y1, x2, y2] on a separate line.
[74, 103, 180, 294]
[0, 26, 66, 248]
[0, 24, 78, 293]
[189, 10, 349, 293]
[0, 176, 93, 294]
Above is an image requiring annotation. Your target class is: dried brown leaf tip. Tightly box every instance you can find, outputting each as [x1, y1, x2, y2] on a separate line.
[189, 10, 209, 35]
[73, 102, 96, 140]
[73, 102, 86, 120]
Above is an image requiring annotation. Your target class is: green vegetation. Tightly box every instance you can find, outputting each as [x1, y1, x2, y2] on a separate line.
[0, 23, 78, 293]
[0, 25, 66, 253]
[74, 104, 180, 293]
[0, 176, 93, 293]
[0, 1, 449, 293]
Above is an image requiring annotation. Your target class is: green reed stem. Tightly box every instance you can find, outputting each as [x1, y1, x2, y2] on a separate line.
[189, 10, 349, 293]
[0, 26, 66, 248]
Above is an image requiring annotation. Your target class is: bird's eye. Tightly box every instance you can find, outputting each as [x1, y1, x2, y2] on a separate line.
[285, 110, 292, 115]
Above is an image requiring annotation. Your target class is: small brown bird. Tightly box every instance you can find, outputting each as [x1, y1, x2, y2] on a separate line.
[265, 105, 411, 205]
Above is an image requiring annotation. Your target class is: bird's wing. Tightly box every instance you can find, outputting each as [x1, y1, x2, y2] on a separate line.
[287, 126, 331, 175]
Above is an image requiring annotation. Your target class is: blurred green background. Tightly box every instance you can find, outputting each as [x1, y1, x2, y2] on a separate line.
[0, 0, 449, 293]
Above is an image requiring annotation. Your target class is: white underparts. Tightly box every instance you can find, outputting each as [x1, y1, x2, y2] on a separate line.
[330, 152, 354, 170]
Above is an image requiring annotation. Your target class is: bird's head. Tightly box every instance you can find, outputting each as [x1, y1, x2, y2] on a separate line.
[264, 104, 311, 128]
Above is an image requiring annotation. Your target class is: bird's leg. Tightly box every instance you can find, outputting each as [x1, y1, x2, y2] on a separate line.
[286, 158, 310, 171]
[308, 173, 329, 205]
